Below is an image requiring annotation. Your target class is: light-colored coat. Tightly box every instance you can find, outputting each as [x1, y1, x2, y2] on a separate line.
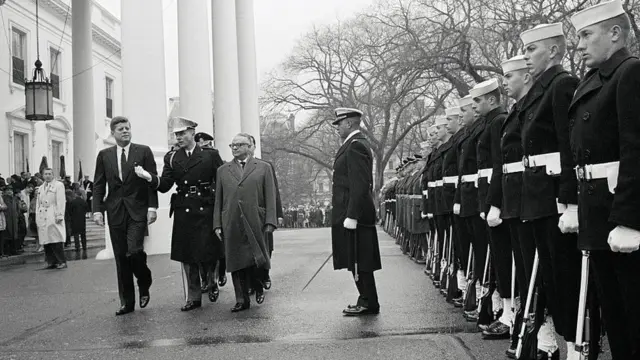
[213, 157, 277, 273]
[36, 180, 66, 244]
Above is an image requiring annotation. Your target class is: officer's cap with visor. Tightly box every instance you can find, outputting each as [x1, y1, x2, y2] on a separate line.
[172, 116, 198, 133]
[332, 107, 363, 125]
[194, 132, 214, 142]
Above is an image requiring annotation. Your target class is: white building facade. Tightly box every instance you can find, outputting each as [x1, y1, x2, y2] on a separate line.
[0, 0, 123, 180]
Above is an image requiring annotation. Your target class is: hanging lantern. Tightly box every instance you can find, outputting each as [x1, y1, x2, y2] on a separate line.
[25, 59, 54, 121]
[24, 0, 53, 121]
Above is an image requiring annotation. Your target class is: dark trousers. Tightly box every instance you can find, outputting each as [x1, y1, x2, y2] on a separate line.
[488, 222, 513, 298]
[183, 262, 202, 302]
[452, 215, 471, 272]
[231, 266, 263, 305]
[530, 216, 581, 342]
[505, 219, 532, 303]
[199, 261, 215, 290]
[44, 243, 66, 265]
[353, 270, 379, 309]
[591, 249, 640, 359]
[462, 216, 489, 282]
[434, 215, 450, 266]
[109, 214, 152, 308]
[73, 231, 87, 250]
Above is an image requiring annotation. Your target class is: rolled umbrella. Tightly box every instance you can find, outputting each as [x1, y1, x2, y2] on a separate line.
[39, 156, 48, 175]
[77, 160, 83, 182]
[59, 155, 66, 179]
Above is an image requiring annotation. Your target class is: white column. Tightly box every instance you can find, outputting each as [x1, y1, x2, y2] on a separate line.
[177, 0, 213, 135]
[97, 0, 171, 260]
[71, 0, 95, 180]
[212, 0, 242, 161]
[235, 0, 261, 157]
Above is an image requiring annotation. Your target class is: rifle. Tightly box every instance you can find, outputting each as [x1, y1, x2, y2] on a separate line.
[477, 244, 494, 327]
[446, 225, 460, 302]
[516, 250, 540, 359]
[510, 254, 516, 335]
[438, 228, 449, 289]
[463, 244, 476, 312]
[432, 227, 441, 284]
[575, 250, 590, 360]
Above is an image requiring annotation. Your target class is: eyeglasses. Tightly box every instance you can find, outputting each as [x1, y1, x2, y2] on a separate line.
[229, 143, 250, 148]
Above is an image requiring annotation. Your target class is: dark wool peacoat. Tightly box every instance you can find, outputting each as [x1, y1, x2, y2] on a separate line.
[213, 157, 278, 273]
[331, 132, 381, 273]
[475, 107, 507, 214]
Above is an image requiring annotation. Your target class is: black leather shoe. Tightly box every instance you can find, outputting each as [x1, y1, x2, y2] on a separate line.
[231, 302, 250, 312]
[43, 264, 57, 270]
[505, 345, 517, 359]
[139, 294, 150, 309]
[208, 287, 219, 303]
[218, 275, 227, 287]
[343, 305, 380, 316]
[55, 263, 68, 269]
[180, 301, 202, 312]
[482, 321, 510, 339]
[537, 350, 559, 360]
[263, 278, 272, 290]
[256, 291, 265, 304]
[201, 284, 209, 293]
[115, 306, 134, 316]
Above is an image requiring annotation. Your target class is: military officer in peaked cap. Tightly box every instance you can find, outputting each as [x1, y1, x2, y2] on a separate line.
[568, 2, 640, 358]
[134, 117, 225, 311]
[519, 22, 581, 357]
[330, 107, 382, 316]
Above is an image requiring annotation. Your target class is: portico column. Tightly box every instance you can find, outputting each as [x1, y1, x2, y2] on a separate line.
[96, 0, 171, 260]
[177, 0, 213, 135]
[235, 0, 261, 157]
[212, 0, 242, 161]
[71, 0, 95, 181]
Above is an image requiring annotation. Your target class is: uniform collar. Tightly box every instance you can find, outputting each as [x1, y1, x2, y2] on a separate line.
[342, 130, 361, 145]
[483, 107, 506, 121]
[537, 64, 565, 88]
[598, 47, 634, 78]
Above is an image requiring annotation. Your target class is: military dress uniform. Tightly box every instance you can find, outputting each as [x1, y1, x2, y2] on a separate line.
[568, 3, 640, 357]
[147, 118, 225, 310]
[409, 157, 429, 261]
[519, 24, 581, 343]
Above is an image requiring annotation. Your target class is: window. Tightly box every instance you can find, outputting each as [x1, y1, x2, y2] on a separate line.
[50, 48, 61, 99]
[105, 77, 114, 118]
[318, 182, 324, 192]
[51, 140, 62, 178]
[11, 28, 26, 85]
[13, 132, 28, 173]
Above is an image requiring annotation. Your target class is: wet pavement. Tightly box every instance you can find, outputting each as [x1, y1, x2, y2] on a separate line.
[0, 227, 606, 359]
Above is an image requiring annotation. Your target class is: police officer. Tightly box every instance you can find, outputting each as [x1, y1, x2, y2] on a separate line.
[519, 23, 581, 356]
[134, 117, 225, 311]
[568, 2, 640, 358]
[470, 79, 512, 339]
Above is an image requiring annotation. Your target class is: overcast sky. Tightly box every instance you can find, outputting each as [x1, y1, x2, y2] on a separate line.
[98, 0, 375, 99]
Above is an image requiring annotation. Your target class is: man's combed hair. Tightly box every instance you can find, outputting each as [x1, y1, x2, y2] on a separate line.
[484, 88, 501, 103]
[601, 13, 634, 46]
[110, 116, 130, 132]
[236, 132, 254, 145]
[544, 35, 567, 59]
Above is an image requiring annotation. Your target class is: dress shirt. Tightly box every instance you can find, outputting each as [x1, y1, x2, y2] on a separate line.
[117, 143, 131, 181]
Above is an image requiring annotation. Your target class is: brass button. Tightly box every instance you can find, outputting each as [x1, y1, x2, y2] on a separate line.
[197, 192, 201, 196]
[186, 208, 190, 213]
[184, 180, 188, 184]
[185, 194, 189, 198]
[583, 112, 590, 121]
[200, 207, 203, 211]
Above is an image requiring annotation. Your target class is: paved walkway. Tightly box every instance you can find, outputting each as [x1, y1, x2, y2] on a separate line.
[0, 227, 604, 359]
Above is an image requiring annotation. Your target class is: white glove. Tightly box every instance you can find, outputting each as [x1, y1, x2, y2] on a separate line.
[453, 203, 461, 215]
[427, 213, 434, 219]
[343, 217, 357, 230]
[608, 226, 640, 253]
[480, 212, 486, 220]
[486, 206, 502, 227]
[421, 212, 428, 219]
[134, 165, 152, 182]
[558, 204, 579, 233]
[93, 212, 104, 226]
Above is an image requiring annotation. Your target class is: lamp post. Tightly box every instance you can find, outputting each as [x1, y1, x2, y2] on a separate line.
[24, 0, 53, 121]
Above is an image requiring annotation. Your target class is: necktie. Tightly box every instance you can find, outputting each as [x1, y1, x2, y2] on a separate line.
[121, 148, 127, 179]
[187, 151, 191, 158]
[240, 161, 246, 169]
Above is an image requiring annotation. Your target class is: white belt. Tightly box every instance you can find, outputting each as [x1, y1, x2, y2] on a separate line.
[460, 174, 478, 183]
[409, 195, 422, 199]
[523, 152, 561, 175]
[427, 182, 436, 188]
[503, 161, 525, 174]
[443, 176, 458, 185]
[422, 190, 428, 195]
[575, 161, 619, 194]
[435, 180, 444, 187]
[478, 168, 493, 179]
[391, 199, 396, 203]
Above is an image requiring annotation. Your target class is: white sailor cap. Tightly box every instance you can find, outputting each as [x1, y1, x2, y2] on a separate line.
[520, 23, 564, 47]
[458, 95, 474, 108]
[172, 116, 198, 133]
[571, 0, 626, 32]
[430, 115, 448, 128]
[469, 78, 500, 99]
[445, 106, 461, 117]
[333, 107, 363, 125]
[501, 55, 528, 74]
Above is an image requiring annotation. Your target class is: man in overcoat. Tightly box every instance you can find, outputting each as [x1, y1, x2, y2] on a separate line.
[331, 107, 382, 316]
[134, 117, 224, 311]
[213, 133, 278, 312]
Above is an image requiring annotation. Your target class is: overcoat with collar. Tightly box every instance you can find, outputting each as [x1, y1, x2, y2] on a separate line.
[454, 118, 487, 217]
[476, 107, 507, 214]
[150, 145, 224, 263]
[569, 48, 640, 250]
[441, 130, 466, 213]
[520, 65, 579, 220]
[331, 132, 382, 272]
[213, 156, 277, 272]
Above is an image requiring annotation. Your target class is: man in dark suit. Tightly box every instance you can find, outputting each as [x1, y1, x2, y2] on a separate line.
[82, 176, 93, 217]
[92, 116, 159, 316]
[568, 3, 640, 358]
[135, 118, 225, 311]
[331, 107, 381, 316]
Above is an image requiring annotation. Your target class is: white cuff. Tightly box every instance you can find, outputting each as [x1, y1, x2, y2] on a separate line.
[148, 208, 157, 212]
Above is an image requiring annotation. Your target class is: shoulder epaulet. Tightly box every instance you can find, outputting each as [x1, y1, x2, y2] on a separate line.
[165, 150, 177, 169]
